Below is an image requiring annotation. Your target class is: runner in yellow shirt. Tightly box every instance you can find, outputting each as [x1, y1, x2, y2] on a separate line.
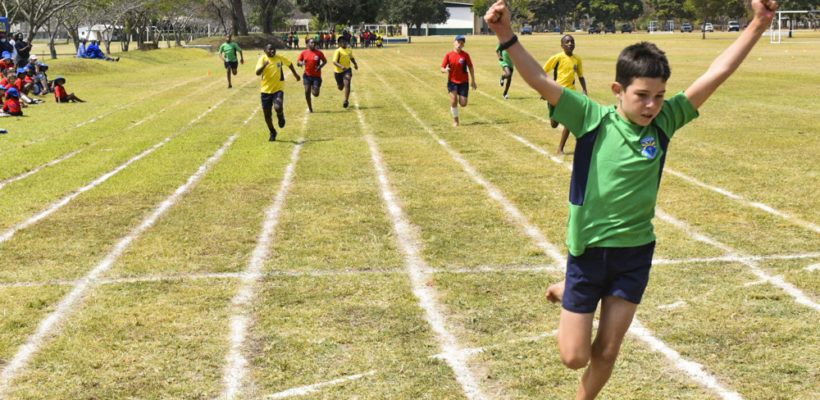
[332, 36, 358, 108]
[543, 35, 588, 155]
[256, 43, 301, 141]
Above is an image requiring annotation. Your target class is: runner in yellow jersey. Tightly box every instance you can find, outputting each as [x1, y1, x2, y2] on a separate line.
[543, 35, 588, 155]
[332, 36, 358, 108]
[255, 43, 301, 141]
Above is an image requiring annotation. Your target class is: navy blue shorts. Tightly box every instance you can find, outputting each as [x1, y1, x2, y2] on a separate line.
[334, 70, 352, 87]
[303, 74, 322, 87]
[224, 61, 239, 70]
[447, 80, 469, 97]
[261, 91, 284, 110]
[562, 241, 655, 314]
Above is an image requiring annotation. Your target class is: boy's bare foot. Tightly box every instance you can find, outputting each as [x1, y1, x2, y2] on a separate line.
[546, 280, 565, 303]
[557, 149, 566, 155]
[550, 119, 559, 129]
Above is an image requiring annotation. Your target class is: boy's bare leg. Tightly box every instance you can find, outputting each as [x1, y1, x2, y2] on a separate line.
[449, 91, 459, 126]
[304, 84, 313, 112]
[558, 126, 570, 155]
[558, 308, 594, 371]
[546, 279, 564, 303]
[576, 296, 637, 400]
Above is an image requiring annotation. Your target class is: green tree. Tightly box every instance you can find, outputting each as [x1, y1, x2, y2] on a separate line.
[297, 0, 385, 28]
[647, 0, 686, 22]
[529, 0, 577, 32]
[386, 0, 448, 37]
[249, 0, 293, 34]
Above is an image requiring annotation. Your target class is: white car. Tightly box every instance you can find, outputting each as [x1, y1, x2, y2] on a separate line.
[703, 23, 714, 32]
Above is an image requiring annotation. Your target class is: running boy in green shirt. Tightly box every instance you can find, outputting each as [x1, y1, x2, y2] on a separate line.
[484, 0, 778, 398]
[496, 43, 513, 99]
[218, 34, 244, 89]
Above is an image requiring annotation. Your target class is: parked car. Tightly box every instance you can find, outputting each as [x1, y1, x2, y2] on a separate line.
[604, 25, 616, 33]
[728, 21, 741, 31]
[588, 25, 601, 34]
[521, 26, 533, 35]
[621, 24, 633, 33]
[663, 22, 675, 31]
[703, 23, 714, 32]
[681, 23, 693, 32]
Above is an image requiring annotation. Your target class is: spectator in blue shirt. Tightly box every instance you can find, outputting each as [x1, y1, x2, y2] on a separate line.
[85, 40, 118, 62]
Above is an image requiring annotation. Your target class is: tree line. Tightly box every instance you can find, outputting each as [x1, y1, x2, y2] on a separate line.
[3, 0, 817, 59]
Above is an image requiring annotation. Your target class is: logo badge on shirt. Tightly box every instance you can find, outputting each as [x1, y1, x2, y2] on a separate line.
[640, 137, 658, 159]
[459, 58, 465, 64]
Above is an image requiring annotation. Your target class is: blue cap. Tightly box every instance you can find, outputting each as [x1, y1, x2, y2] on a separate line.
[6, 88, 19, 97]
[16, 68, 27, 75]
[1, 51, 9, 59]
[55, 75, 65, 83]
[0, 84, 5, 90]
[455, 35, 466, 42]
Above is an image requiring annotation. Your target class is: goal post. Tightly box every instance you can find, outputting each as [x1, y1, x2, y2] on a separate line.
[770, 10, 820, 44]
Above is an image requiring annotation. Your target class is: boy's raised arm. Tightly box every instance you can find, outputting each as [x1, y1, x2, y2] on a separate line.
[484, 0, 563, 106]
[685, 0, 777, 109]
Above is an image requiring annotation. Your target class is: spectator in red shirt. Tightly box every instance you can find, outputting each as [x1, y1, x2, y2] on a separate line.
[53, 76, 85, 103]
[440, 35, 477, 127]
[297, 38, 328, 113]
[2, 88, 23, 116]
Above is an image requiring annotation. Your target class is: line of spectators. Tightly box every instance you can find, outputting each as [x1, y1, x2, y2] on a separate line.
[0, 32, 85, 118]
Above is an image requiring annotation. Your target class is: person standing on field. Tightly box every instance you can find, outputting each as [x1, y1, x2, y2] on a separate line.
[544, 35, 588, 155]
[497, 42, 513, 99]
[256, 43, 300, 142]
[441, 35, 477, 127]
[218, 34, 244, 89]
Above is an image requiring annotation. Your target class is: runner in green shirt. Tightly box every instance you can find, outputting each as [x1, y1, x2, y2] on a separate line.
[484, 0, 778, 398]
[496, 43, 513, 99]
[218, 34, 244, 89]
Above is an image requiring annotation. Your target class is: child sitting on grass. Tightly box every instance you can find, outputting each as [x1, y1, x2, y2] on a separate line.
[2, 88, 23, 116]
[53, 76, 85, 103]
[484, 0, 778, 399]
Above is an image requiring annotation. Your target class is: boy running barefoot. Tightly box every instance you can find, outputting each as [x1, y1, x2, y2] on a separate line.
[218, 34, 244, 89]
[256, 44, 300, 141]
[441, 35, 477, 127]
[544, 35, 587, 155]
[497, 43, 513, 99]
[297, 38, 327, 113]
[484, 0, 778, 398]
[332, 36, 357, 109]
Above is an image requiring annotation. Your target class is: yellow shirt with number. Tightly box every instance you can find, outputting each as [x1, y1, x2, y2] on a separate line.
[543, 52, 584, 90]
[256, 54, 292, 94]
[333, 47, 354, 73]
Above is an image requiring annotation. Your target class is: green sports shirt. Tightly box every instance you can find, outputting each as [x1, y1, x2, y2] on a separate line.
[551, 88, 699, 256]
[495, 44, 512, 68]
[218, 42, 242, 62]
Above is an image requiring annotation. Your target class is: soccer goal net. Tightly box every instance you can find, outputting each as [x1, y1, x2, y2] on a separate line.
[770, 10, 820, 43]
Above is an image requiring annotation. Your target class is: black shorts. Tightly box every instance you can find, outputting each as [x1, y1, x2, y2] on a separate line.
[224, 61, 239, 70]
[261, 91, 284, 109]
[303, 74, 322, 87]
[562, 241, 655, 314]
[447, 80, 469, 97]
[334, 69, 352, 87]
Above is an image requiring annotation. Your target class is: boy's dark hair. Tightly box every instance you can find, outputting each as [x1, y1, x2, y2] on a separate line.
[616, 42, 670, 88]
[337, 36, 348, 44]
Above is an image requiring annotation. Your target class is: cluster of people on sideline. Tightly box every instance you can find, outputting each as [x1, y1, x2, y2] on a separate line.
[76, 38, 119, 62]
[0, 31, 85, 119]
[282, 29, 385, 50]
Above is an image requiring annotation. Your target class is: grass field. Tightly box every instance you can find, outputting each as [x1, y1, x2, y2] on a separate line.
[0, 31, 818, 399]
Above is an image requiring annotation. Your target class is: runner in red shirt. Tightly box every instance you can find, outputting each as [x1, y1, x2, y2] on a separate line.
[297, 38, 328, 113]
[440, 35, 477, 127]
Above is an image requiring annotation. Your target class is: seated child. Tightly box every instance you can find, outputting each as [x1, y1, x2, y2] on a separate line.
[2, 88, 23, 116]
[53, 76, 85, 103]
[14, 68, 43, 104]
[0, 52, 14, 73]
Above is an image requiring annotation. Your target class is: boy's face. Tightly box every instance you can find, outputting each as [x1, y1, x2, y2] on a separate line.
[307, 39, 315, 50]
[225, 35, 232, 43]
[339, 40, 348, 48]
[264, 45, 276, 57]
[454, 39, 465, 51]
[612, 77, 667, 127]
[561, 36, 575, 55]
